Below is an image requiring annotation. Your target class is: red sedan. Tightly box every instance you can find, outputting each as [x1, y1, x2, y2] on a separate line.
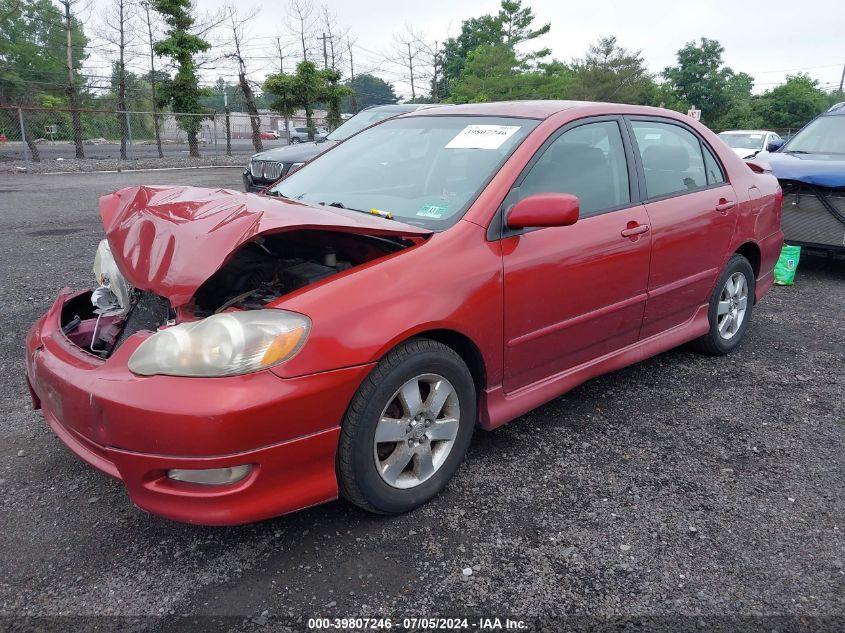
[25, 101, 783, 525]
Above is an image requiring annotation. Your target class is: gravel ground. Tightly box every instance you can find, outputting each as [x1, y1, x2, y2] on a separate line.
[0, 170, 843, 632]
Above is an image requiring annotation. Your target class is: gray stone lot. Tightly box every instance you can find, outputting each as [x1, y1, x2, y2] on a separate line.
[0, 169, 842, 632]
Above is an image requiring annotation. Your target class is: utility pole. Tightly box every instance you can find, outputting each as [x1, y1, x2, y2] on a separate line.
[839, 61, 845, 95]
[321, 32, 329, 69]
[347, 38, 358, 113]
[407, 41, 415, 102]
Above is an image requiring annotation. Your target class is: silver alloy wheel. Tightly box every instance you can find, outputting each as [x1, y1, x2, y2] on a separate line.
[717, 271, 749, 340]
[373, 373, 460, 489]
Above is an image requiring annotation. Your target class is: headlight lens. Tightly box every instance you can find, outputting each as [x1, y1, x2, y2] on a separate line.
[128, 310, 310, 377]
[93, 239, 132, 315]
[288, 162, 305, 174]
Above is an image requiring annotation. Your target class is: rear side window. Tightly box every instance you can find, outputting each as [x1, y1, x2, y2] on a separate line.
[631, 121, 709, 198]
[520, 120, 630, 218]
[703, 145, 726, 185]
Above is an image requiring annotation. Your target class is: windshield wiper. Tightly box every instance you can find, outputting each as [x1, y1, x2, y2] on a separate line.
[318, 201, 394, 220]
[784, 149, 811, 154]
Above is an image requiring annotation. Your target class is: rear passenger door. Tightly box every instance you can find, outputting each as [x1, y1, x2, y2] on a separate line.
[626, 118, 737, 338]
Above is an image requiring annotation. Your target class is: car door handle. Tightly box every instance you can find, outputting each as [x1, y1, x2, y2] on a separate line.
[715, 199, 736, 213]
[621, 224, 650, 237]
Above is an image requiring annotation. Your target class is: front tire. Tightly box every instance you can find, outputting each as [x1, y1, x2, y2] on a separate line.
[692, 254, 755, 356]
[336, 338, 476, 514]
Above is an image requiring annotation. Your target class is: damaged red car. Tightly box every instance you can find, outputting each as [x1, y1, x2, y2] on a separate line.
[25, 102, 784, 525]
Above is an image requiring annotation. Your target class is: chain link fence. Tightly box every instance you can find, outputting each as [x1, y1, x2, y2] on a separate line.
[0, 106, 329, 172]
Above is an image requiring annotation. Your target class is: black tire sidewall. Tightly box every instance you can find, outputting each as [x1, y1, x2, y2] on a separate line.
[347, 349, 475, 514]
[706, 256, 755, 354]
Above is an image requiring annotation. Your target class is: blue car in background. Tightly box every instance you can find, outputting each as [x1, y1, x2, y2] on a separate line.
[757, 102, 845, 256]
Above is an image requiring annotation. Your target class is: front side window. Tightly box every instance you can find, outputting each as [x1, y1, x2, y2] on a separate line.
[519, 120, 631, 217]
[632, 121, 708, 198]
[270, 116, 538, 229]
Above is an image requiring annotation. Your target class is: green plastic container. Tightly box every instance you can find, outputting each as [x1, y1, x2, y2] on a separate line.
[774, 245, 801, 285]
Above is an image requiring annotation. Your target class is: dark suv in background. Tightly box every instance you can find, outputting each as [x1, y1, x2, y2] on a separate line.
[242, 104, 442, 192]
[757, 101, 845, 255]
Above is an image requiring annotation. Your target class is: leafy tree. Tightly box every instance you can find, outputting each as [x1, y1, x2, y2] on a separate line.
[567, 35, 657, 105]
[321, 67, 352, 129]
[293, 60, 322, 138]
[662, 38, 747, 125]
[712, 98, 764, 130]
[342, 73, 397, 111]
[263, 72, 297, 141]
[756, 74, 831, 129]
[0, 0, 87, 161]
[438, 1, 549, 100]
[152, 0, 212, 157]
[264, 61, 350, 138]
[499, 0, 550, 45]
[449, 44, 567, 104]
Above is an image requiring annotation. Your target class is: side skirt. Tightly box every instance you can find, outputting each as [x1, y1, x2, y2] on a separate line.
[478, 304, 710, 431]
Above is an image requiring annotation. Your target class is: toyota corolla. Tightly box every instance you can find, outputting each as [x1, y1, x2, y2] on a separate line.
[25, 101, 784, 525]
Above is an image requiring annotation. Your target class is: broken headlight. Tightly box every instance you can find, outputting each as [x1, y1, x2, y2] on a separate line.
[92, 239, 133, 316]
[127, 310, 310, 377]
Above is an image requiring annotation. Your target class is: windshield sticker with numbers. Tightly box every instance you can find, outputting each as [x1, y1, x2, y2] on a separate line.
[445, 125, 521, 150]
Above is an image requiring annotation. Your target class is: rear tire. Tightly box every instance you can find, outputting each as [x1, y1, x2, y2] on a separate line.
[336, 338, 475, 515]
[692, 254, 755, 356]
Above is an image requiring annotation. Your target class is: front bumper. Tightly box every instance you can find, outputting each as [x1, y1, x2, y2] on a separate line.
[25, 289, 373, 525]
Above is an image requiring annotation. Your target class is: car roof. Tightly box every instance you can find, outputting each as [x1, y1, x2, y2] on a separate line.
[824, 102, 845, 115]
[404, 100, 696, 121]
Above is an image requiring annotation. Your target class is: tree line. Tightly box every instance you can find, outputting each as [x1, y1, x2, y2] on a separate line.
[1, 0, 842, 161]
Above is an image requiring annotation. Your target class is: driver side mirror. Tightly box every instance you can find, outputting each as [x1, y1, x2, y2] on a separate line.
[767, 138, 784, 152]
[506, 193, 580, 230]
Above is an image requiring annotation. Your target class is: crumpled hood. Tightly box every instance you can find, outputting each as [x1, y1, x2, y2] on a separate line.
[757, 151, 845, 188]
[99, 185, 430, 307]
[250, 140, 338, 164]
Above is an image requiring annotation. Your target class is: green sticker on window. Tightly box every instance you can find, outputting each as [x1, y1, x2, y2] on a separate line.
[417, 203, 448, 218]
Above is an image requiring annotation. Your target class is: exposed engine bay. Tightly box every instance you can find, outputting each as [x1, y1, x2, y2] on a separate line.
[60, 230, 408, 359]
[192, 230, 404, 315]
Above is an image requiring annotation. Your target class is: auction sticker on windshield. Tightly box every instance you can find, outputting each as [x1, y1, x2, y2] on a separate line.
[417, 203, 448, 218]
[445, 125, 521, 150]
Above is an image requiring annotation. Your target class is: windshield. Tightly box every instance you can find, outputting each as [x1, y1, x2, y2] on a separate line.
[783, 116, 845, 154]
[718, 133, 766, 149]
[271, 115, 538, 229]
[327, 108, 408, 141]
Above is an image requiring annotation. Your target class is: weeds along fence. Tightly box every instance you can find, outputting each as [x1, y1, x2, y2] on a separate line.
[0, 106, 327, 170]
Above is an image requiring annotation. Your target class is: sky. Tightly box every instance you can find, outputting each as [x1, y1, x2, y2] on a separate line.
[89, 0, 845, 100]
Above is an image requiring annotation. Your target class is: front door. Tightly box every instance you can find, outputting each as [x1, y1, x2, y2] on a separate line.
[502, 119, 652, 393]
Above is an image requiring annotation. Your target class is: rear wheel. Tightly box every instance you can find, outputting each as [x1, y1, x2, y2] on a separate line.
[692, 254, 755, 355]
[336, 338, 475, 514]
[290, 137, 301, 144]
